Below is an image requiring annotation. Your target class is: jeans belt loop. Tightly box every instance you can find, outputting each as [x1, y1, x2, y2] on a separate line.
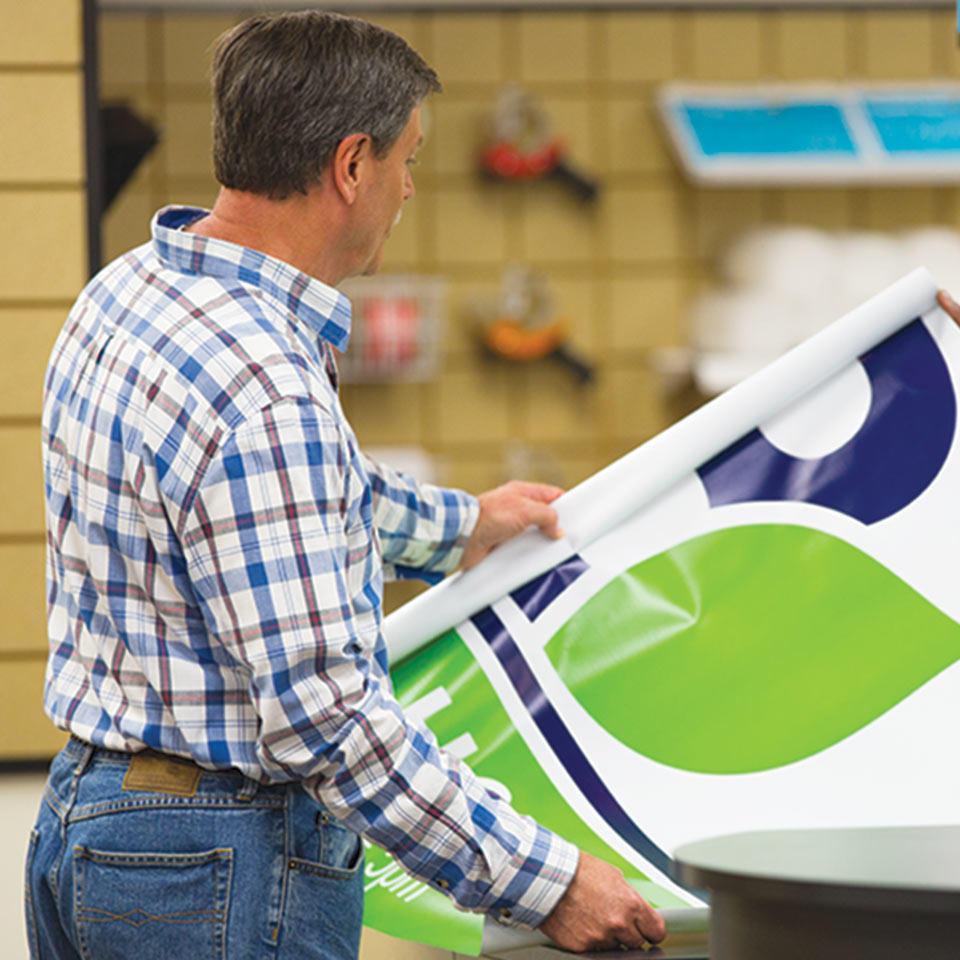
[237, 775, 259, 802]
[61, 739, 95, 834]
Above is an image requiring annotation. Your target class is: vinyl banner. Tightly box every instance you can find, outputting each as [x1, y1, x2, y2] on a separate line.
[362, 269, 960, 955]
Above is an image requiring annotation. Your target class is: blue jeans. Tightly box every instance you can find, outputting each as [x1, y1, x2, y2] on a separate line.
[25, 738, 364, 959]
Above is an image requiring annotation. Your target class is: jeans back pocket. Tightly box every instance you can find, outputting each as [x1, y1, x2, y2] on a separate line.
[73, 846, 233, 960]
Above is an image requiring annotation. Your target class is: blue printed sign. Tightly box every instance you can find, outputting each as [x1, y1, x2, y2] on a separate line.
[681, 102, 856, 158]
[865, 97, 960, 154]
[661, 84, 960, 184]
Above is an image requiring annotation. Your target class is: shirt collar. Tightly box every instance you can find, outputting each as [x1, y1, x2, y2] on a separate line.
[151, 205, 352, 352]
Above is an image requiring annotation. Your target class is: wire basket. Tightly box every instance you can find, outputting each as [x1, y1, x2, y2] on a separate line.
[337, 275, 445, 383]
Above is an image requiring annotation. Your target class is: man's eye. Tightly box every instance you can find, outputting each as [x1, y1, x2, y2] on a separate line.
[406, 157, 419, 167]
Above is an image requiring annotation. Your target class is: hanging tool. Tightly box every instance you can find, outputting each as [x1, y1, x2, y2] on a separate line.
[479, 86, 600, 204]
[478, 267, 596, 385]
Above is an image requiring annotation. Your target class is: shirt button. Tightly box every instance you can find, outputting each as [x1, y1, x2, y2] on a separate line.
[436, 878, 449, 890]
[498, 907, 513, 922]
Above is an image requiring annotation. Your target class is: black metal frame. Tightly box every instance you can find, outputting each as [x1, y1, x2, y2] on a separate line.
[83, 0, 103, 278]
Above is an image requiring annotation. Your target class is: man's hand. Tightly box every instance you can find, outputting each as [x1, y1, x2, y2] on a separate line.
[539, 850, 666, 952]
[460, 481, 564, 571]
[938, 290, 960, 327]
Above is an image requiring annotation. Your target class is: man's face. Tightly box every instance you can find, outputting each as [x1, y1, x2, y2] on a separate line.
[357, 106, 422, 276]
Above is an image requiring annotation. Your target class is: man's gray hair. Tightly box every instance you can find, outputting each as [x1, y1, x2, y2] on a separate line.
[211, 11, 441, 199]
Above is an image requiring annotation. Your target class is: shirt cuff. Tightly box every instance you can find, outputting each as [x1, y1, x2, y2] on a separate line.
[486, 825, 580, 931]
[433, 492, 480, 574]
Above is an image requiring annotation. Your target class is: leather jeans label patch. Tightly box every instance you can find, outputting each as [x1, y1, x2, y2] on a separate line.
[121, 753, 202, 797]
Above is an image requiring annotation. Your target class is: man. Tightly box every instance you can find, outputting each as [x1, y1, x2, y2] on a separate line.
[27, 11, 665, 958]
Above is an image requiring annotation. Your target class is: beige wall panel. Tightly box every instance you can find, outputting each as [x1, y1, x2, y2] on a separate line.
[519, 364, 598, 444]
[601, 12, 677, 85]
[379, 197, 424, 271]
[161, 100, 214, 181]
[439, 454, 506, 497]
[0, 309, 66, 419]
[603, 186, 682, 264]
[932, 11, 960, 79]
[607, 275, 685, 354]
[0, 658, 67, 758]
[860, 11, 935, 80]
[0, 426, 44, 536]
[689, 12, 763, 82]
[0, 543, 47, 655]
[858, 188, 943, 232]
[427, 97, 488, 178]
[102, 189, 155, 263]
[604, 99, 672, 177]
[521, 189, 599, 265]
[778, 190, 851, 231]
[690, 189, 767, 262]
[161, 14, 236, 90]
[556, 453, 601, 489]
[774, 12, 848, 81]
[0, 75, 83, 184]
[340, 383, 424, 448]
[100, 12, 151, 89]
[434, 364, 512, 446]
[0, 0, 80, 66]
[0, 191, 86, 301]
[517, 12, 593, 86]
[428, 12, 504, 86]
[548, 277, 599, 353]
[360, 14, 425, 50]
[431, 187, 507, 266]
[598, 364, 663, 445]
[163, 182, 220, 212]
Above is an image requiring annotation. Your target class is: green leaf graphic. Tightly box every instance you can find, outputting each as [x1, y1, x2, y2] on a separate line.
[547, 524, 960, 774]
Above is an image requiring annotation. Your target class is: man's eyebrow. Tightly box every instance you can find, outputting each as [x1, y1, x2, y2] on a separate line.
[415, 135, 424, 148]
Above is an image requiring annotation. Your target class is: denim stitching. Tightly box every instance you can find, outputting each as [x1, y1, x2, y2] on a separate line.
[78, 907, 220, 925]
[42, 784, 65, 821]
[286, 855, 362, 882]
[51, 744, 94, 917]
[215, 846, 233, 960]
[272, 789, 293, 945]
[23, 829, 40, 958]
[68, 796, 284, 823]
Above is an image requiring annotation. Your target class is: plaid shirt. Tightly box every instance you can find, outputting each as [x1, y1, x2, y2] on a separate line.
[41, 206, 578, 928]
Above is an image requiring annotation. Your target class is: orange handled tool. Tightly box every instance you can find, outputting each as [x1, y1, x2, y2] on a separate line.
[479, 268, 596, 385]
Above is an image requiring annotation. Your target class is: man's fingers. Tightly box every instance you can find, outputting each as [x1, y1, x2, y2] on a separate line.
[512, 481, 564, 504]
[612, 922, 648, 951]
[523, 500, 564, 539]
[937, 289, 960, 324]
[636, 904, 667, 944]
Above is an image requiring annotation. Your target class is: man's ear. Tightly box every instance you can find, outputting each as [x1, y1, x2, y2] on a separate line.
[330, 132, 373, 205]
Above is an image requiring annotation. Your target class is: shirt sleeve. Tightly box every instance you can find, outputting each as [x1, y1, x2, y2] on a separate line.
[179, 397, 578, 929]
[361, 451, 480, 581]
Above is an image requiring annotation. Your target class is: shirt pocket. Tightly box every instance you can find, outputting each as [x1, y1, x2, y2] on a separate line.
[72, 846, 233, 960]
